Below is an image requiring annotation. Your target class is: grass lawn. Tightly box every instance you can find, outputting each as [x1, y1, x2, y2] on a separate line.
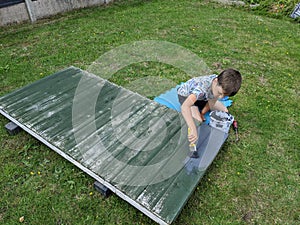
[0, 0, 299, 224]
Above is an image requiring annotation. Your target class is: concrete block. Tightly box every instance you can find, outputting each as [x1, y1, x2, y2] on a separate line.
[0, 0, 108, 26]
[0, 3, 29, 25]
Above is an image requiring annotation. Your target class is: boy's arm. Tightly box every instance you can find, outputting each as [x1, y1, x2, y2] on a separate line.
[181, 94, 198, 144]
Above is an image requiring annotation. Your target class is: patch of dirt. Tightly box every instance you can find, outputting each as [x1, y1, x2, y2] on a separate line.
[212, 62, 222, 71]
[242, 211, 253, 222]
[212, 0, 245, 6]
[258, 75, 268, 85]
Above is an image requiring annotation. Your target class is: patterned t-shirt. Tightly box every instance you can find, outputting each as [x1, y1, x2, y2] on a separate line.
[177, 75, 217, 101]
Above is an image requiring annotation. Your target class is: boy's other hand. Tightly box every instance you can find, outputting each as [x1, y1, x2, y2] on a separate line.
[200, 112, 206, 122]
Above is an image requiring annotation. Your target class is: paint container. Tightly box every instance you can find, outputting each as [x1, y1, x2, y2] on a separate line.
[209, 110, 234, 133]
[291, 3, 300, 19]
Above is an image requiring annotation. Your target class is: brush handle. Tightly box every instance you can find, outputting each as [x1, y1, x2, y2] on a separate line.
[233, 120, 239, 141]
[188, 127, 197, 149]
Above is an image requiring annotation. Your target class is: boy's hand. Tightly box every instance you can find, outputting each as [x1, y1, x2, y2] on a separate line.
[188, 128, 198, 144]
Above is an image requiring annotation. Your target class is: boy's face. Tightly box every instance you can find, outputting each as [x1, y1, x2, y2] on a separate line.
[212, 78, 226, 99]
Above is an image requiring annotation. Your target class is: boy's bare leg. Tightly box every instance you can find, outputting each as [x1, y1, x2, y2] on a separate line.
[209, 100, 228, 112]
[191, 106, 203, 122]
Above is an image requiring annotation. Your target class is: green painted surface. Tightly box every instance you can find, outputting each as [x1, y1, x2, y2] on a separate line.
[0, 67, 227, 224]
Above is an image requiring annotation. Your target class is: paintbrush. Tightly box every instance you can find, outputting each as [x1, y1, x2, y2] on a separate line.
[188, 127, 199, 158]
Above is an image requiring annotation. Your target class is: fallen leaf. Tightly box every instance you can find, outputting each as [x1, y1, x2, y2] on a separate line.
[19, 216, 24, 223]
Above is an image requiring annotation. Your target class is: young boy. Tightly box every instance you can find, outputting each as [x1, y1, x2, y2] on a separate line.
[177, 68, 242, 144]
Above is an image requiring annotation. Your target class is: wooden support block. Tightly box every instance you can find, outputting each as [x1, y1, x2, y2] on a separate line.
[5, 122, 22, 135]
[94, 181, 112, 197]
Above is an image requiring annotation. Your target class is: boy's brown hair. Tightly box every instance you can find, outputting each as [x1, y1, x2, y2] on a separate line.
[218, 68, 242, 97]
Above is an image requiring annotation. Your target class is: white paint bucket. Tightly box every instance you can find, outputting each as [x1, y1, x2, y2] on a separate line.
[209, 110, 234, 133]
